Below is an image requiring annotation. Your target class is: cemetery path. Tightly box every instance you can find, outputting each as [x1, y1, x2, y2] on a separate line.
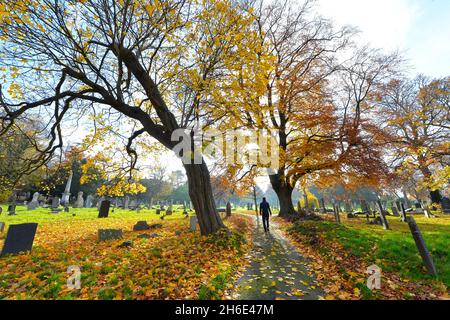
[232, 216, 324, 300]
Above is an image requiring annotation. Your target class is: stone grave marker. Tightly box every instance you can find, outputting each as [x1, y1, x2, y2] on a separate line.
[226, 201, 232, 217]
[75, 192, 84, 208]
[27, 192, 40, 210]
[7, 204, 16, 216]
[376, 200, 390, 230]
[98, 229, 123, 242]
[133, 221, 151, 231]
[98, 200, 111, 218]
[0, 207, 2, 215]
[189, 216, 198, 232]
[442, 197, 450, 214]
[0, 223, 38, 256]
[0, 222, 5, 233]
[85, 194, 94, 208]
[406, 216, 437, 276]
[124, 196, 130, 210]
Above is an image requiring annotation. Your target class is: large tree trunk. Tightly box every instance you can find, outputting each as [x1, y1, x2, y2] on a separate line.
[269, 173, 296, 217]
[184, 162, 225, 235]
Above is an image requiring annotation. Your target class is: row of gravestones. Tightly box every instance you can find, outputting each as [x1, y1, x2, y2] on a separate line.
[0, 214, 200, 257]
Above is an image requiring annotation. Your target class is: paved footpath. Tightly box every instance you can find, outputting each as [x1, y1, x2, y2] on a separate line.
[232, 216, 324, 300]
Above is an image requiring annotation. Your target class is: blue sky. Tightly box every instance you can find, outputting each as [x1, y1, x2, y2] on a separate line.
[317, 0, 450, 78]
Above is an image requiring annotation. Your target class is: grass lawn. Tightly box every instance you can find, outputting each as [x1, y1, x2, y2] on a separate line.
[0, 206, 252, 300]
[287, 213, 450, 290]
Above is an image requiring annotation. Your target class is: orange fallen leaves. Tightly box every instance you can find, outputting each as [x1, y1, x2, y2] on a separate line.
[0, 215, 253, 300]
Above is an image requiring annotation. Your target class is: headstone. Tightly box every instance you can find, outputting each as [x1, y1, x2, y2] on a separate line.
[0, 223, 38, 256]
[96, 196, 105, 210]
[189, 216, 198, 232]
[98, 229, 123, 242]
[406, 216, 437, 276]
[75, 191, 84, 208]
[61, 171, 73, 206]
[85, 194, 94, 208]
[226, 201, 232, 217]
[7, 204, 16, 216]
[376, 200, 390, 230]
[0, 207, 2, 215]
[52, 196, 60, 208]
[441, 197, 450, 214]
[98, 200, 111, 218]
[124, 196, 130, 210]
[156, 209, 161, 215]
[0, 222, 5, 232]
[167, 205, 173, 215]
[133, 221, 151, 231]
[27, 192, 40, 210]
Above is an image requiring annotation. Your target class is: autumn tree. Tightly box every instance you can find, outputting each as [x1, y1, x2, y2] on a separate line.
[377, 76, 450, 205]
[0, 0, 268, 234]
[213, 0, 398, 217]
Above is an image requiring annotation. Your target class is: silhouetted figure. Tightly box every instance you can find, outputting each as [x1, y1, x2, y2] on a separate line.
[259, 197, 272, 232]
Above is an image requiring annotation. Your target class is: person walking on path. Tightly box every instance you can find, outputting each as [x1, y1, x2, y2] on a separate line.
[259, 197, 272, 232]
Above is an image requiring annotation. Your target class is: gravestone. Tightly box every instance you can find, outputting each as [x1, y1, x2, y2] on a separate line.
[156, 209, 161, 215]
[0, 223, 38, 256]
[52, 196, 60, 208]
[0, 207, 2, 215]
[75, 191, 84, 208]
[167, 205, 173, 215]
[189, 216, 198, 232]
[51, 197, 61, 214]
[61, 171, 73, 206]
[376, 200, 390, 230]
[98, 229, 123, 242]
[124, 196, 130, 210]
[226, 201, 232, 217]
[85, 194, 94, 208]
[98, 200, 111, 218]
[133, 221, 151, 231]
[96, 197, 105, 210]
[7, 204, 16, 216]
[441, 197, 450, 214]
[27, 192, 40, 210]
[406, 216, 437, 276]
[0, 222, 5, 233]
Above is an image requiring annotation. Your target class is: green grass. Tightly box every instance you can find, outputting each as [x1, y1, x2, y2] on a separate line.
[288, 214, 450, 288]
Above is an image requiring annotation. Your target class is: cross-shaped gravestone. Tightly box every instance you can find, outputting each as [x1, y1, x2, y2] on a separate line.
[1, 223, 38, 256]
[98, 200, 111, 218]
[98, 229, 123, 242]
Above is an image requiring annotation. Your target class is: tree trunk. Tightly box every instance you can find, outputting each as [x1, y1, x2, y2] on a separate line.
[269, 174, 296, 217]
[184, 162, 225, 235]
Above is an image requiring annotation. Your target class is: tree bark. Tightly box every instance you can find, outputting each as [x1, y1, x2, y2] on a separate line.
[184, 162, 225, 235]
[269, 173, 296, 217]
